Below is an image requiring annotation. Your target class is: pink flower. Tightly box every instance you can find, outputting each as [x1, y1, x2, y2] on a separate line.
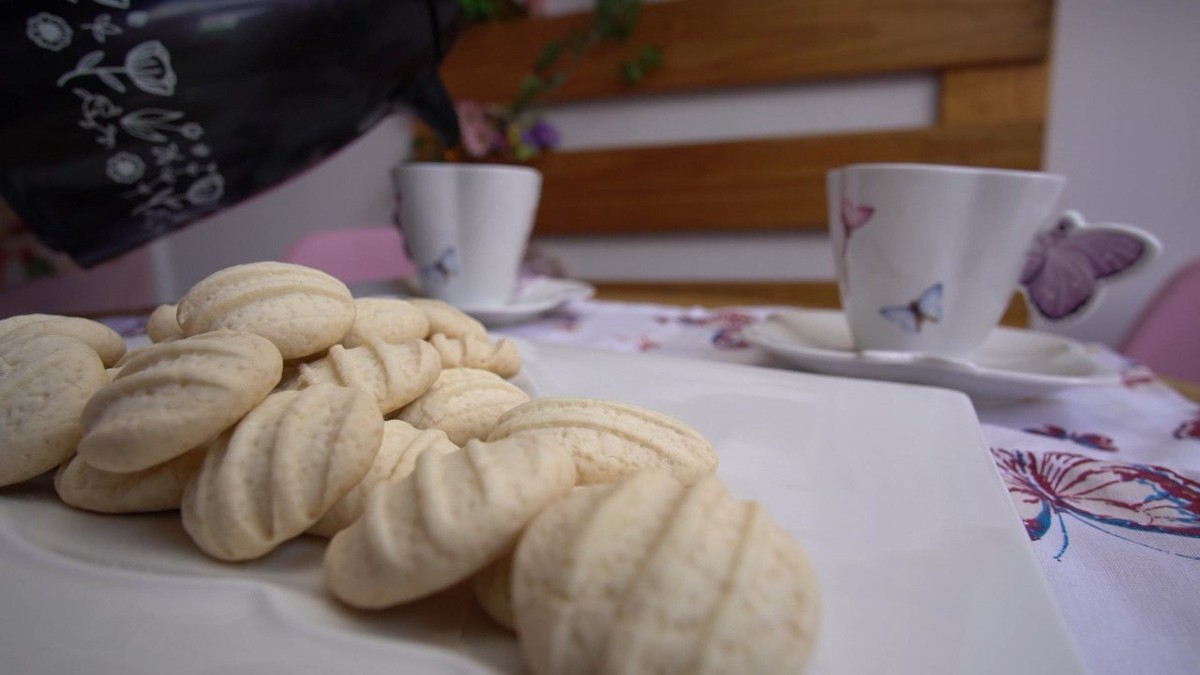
[455, 99, 498, 158]
[515, 0, 547, 18]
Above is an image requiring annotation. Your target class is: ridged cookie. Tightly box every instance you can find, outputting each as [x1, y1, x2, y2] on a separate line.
[473, 551, 518, 631]
[54, 448, 206, 514]
[487, 398, 718, 485]
[182, 383, 383, 561]
[0, 334, 109, 487]
[342, 297, 430, 348]
[287, 337, 441, 415]
[395, 368, 531, 445]
[0, 313, 125, 367]
[145, 303, 182, 342]
[176, 261, 355, 359]
[77, 330, 283, 473]
[512, 470, 820, 675]
[324, 435, 575, 609]
[427, 333, 521, 378]
[406, 298, 488, 339]
[308, 419, 459, 538]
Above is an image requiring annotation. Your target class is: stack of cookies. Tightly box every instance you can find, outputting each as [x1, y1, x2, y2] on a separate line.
[0, 260, 820, 674]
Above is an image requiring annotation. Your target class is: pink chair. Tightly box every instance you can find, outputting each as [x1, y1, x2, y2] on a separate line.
[1119, 258, 1200, 383]
[281, 226, 416, 285]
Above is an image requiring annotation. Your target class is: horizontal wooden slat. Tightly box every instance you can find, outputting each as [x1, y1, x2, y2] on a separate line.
[439, 0, 1051, 104]
[530, 121, 1044, 236]
[939, 63, 1049, 125]
[590, 280, 1031, 327]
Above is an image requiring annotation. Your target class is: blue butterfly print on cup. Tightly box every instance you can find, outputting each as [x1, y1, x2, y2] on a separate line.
[419, 246, 459, 286]
[879, 282, 943, 333]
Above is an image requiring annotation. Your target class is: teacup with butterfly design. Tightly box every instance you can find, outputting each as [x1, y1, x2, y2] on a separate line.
[828, 163, 1159, 358]
[394, 162, 542, 309]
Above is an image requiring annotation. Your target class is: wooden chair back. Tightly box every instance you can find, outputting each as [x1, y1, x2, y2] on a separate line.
[436, 0, 1053, 239]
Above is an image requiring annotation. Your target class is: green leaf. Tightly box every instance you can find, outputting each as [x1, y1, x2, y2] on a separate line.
[621, 61, 642, 84]
[638, 45, 663, 69]
[535, 39, 563, 72]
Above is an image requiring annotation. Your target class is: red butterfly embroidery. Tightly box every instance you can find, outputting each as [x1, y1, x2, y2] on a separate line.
[1175, 413, 1200, 440]
[992, 448, 1200, 560]
[1024, 424, 1118, 452]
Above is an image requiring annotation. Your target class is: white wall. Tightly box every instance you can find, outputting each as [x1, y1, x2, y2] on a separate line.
[151, 0, 1200, 348]
[1037, 0, 1200, 345]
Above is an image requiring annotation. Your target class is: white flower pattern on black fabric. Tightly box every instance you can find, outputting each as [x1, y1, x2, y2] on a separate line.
[27, 13, 73, 51]
[106, 151, 145, 184]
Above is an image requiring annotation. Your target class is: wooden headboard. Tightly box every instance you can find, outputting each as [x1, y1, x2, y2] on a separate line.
[435, 0, 1053, 239]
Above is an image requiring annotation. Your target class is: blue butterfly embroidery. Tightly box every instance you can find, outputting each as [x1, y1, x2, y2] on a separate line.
[879, 282, 943, 333]
[419, 246, 459, 284]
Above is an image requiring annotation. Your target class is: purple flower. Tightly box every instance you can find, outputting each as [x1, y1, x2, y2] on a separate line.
[522, 119, 560, 150]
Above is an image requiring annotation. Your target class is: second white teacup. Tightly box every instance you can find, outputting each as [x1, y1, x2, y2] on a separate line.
[828, 163, 1064, 357]
[395, 162, 542, 308]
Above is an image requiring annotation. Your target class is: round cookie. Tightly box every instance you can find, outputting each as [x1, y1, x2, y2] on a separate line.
[394, 368, 531, 445]
[176, 261, 355, 359]
[0, 313, 125, 367]
[145, 303, 183, 342]
[323, 435, 575, 609]
[77, 330, 283, 473]
[512, 470, 821, 675]
[342, 297, 430, 348]
[427, 333, 521, 378]
[308, 419, 460, 538]
[54, 448, 206, 514]
[487, 397, 718, 486]
[182, 383, 383, 561]
[0, 333, 109, 487]
[288, 337, 441, 415]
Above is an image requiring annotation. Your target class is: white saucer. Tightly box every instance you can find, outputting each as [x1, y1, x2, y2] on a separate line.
[456, 277, 595, 327]
[743, 308, 1121, 399]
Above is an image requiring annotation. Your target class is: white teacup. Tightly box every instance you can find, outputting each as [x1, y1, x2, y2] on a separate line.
[828, 163, 1065, 357]
[394, 162, 542, 308]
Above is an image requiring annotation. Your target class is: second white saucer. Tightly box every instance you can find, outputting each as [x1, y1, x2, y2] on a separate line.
[456, 277, 595, 327]
[743, 308, 1121, 399]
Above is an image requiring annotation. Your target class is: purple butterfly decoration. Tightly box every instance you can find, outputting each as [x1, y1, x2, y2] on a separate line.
[991, 448, 1200, 560]
[1021, 210, 1153, 321]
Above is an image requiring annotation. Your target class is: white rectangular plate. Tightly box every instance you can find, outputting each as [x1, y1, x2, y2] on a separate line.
[0, 341, 1083, 674]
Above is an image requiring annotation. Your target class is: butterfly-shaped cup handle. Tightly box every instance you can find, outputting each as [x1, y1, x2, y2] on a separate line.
[1020, 210, 1161, 322]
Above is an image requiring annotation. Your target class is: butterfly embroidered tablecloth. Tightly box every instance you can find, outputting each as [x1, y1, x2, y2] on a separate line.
[493, 298, 1200, 675]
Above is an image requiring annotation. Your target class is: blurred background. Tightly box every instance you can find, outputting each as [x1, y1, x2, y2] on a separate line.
[3, 0, 1196, 350]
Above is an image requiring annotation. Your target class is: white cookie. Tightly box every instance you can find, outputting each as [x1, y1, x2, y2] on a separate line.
[487, 398, 718, 485]
[176, 261, 355, 359]
[342, 297, 430, 348]
[427, 333, 521, 378]
[288, 337, 441, 415]
[406, 298, 488, 339]
[182, 383, 382, 561]
[512, 470, 820, 675]
[77, 330, 283, 473]
[395, 368, 531, 445]
[473, 551, 517, 631]
[0, 334, 109, 487]
[54, 448, 206, 514]
[323, 435, 575, 609]
[308, 419, 459, 538]
[145, 303, 182, 342]
[0, 313, 125, 367]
